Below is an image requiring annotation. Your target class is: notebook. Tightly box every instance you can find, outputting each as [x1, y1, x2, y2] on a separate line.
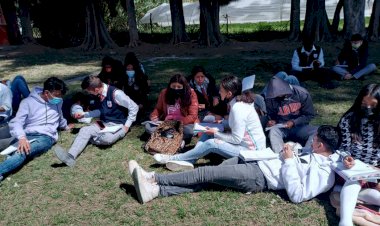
[193, 123, 224, 133]
[239, 147, 279, 161]
[331, 159, 380, 182]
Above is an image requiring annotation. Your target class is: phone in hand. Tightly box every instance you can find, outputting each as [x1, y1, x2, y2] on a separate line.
[96, 120, 105, 129]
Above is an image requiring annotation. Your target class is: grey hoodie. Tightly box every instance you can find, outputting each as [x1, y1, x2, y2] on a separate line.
[9, 87, 68, 141]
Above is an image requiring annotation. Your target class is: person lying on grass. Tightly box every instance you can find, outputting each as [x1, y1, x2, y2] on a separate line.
[153, 75, 266, 171]
[129, 125, 339, 204]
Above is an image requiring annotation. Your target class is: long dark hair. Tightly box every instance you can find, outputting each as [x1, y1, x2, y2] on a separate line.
[342, 83, 380, 146]
[165, 74, 192, 107]
[220, 75, 242, 100]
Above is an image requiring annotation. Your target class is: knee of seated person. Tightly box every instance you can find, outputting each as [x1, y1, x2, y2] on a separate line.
[79, 125, 93, 133]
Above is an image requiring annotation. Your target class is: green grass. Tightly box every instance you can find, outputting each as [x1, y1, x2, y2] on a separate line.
[0, 41, 379, 225]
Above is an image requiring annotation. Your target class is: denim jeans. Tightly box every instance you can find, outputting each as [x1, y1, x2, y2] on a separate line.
[332, 64, 377, 79]
[11, 75, 30, 113]
[261, 71, 300, 96]
[170, 134, 245, 163]
[156, 157, 267, 196]
[0, 134, 54, 177]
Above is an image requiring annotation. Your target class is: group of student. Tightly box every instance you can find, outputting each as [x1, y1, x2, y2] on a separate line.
[0, 34, 378, 226]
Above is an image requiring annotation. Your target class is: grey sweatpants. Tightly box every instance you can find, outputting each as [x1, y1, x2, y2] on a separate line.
[156, 157, 267, 197]
[68, 123, 126, 159]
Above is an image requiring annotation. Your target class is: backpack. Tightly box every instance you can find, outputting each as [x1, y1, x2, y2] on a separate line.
[144, 120, 184, 155]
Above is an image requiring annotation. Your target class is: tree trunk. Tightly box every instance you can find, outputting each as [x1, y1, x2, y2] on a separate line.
[18, 0, 35, 44]
[169, 0, 189, 44]
[331, 0, 344, 34]
[199, 0, 224, 46]
[289, 0, 300, 41]
[303, 0, 331, 42]
[126, 0, 139, 47]
[1, 0, 21, 44]
[343, 0, 365, 39]
[368, 0, 380, 41]
[80, 0, 117, 50]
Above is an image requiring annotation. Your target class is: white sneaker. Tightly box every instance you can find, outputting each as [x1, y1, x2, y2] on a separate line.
[166, 160, 194, 172]
[132, 168, 159, 204]
[153, 154, 172, 164]
[127, 160, 155, 181]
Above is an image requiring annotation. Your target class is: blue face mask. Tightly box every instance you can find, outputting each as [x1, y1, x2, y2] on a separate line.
[48, 97, 63, 105]
[127, 70, 135, 78]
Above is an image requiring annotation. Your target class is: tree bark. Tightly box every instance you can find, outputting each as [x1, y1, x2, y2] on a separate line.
[18, 0, 35, 44]
[331, 0, 344, 34]
[289, 0, 300, 41]
[126, 0, 139, 47]
[169, 0, 189, 44]
[343, 0, 365, 39]
[302, 0, 331, 42]
[80, 0, 117, 50]
[199, 0, 224, 46]
[368, 0, 380, 41]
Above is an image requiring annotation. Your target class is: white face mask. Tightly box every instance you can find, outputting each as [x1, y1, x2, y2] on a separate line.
[351, 41, 362, 50]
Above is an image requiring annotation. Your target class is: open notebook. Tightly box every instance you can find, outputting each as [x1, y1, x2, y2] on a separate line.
[0, 139, 37, 155]
[331, 159, 380, 182]
[193, 123, 224, 133]
[239, 147, 279, 161]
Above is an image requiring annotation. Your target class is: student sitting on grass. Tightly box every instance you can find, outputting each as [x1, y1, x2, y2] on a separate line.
[153, 75, 266, 171]
[332, 34, 377, 81]
[187, 65, 227, 121]
[0, 77, 71, 183]
[54, 75, 138, 167]
[128, 125, 339, 204]
[146, 73, 199, 144]
[70, 92, 99, 124]
[1, 75, 31, 114]
[336, 84, 380, 226]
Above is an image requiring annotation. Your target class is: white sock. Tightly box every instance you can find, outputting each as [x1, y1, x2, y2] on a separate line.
[339, 181, 361, 226]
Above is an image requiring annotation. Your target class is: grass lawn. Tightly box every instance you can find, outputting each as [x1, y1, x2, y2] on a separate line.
[0, 41, 379, 225]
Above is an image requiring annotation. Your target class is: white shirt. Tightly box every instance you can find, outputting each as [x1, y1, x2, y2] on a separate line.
[291, 45, 325, 72]
[99, 84, 139, 127]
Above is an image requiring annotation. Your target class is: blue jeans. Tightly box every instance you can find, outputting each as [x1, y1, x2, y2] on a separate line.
[261, 71, 300, 96]
[170, 134, 245, 163]
[332, 64, 377, 79]
[0, 134, 54, 177]
[11, 75, 30, 113]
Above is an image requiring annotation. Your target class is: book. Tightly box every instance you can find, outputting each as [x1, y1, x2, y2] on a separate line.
[140, 120, 163, 126]
[193, 123, 224, 133]
[0, 139, 37, 155]
[239, 147, 279, 161]
[265, 123, 287, 131]
[98, 125, 123, 134]
[331, 159, 380, 182]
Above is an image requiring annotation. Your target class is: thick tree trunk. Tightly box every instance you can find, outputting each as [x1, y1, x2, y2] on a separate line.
[303, 0, 331, 42]
[169, 0, 189, 44]
[18, 0, 35, 44]
[368, 0, 380, 41]
[343, 0, 365, 39]
[80, 0, 117, 50]
[1, 0, 21, 44]
[126, 0, 139, 47]
[199, 0, 224, 46]
[331, 0, 344, 34]
[289, 0, 300, 41]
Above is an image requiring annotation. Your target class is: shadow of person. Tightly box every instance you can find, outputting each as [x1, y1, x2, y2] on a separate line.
[315, 192, 340, 225]
[120, 183, 138, 200]
[50, 163, 69, 168]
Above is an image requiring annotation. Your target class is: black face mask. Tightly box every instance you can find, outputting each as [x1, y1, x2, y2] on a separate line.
[169, 88, 184, 98]
[361, 107, 375, 117]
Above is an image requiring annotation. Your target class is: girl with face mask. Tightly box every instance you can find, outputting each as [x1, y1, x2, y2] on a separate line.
[336, 84, 380, 226]
[146, 74, 199, 143]
[332, 34, 377, 80]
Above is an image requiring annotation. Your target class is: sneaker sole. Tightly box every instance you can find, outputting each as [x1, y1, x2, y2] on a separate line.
[132, 169, 144, 204]
[166, 161, 194, 172]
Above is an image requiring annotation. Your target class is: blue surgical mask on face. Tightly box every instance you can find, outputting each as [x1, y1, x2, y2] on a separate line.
[127, 70, 135, 78]
[48, 97, 63, 105]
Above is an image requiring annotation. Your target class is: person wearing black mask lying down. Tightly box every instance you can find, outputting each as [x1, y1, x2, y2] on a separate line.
[145, 74, 199, 143]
